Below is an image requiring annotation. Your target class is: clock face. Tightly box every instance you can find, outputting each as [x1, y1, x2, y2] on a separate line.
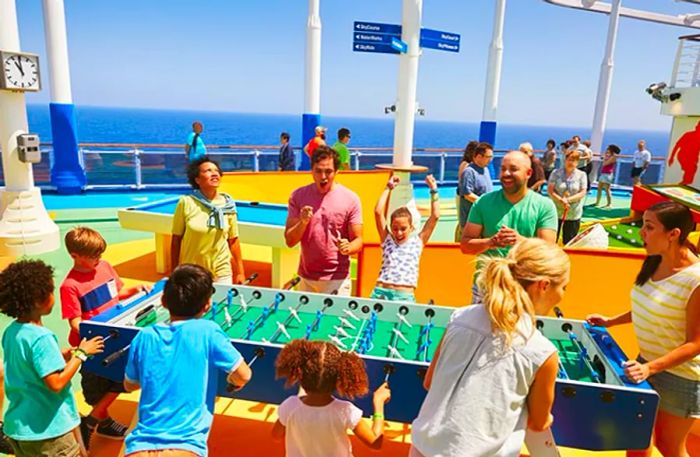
[2, 53, 40, 91]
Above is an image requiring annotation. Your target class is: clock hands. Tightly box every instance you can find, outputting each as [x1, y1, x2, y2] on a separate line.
[13, 57, 24, 77]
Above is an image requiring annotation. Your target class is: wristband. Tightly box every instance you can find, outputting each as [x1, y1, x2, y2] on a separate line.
[372, 413, 384, 420]
[73, 348, 88, 362]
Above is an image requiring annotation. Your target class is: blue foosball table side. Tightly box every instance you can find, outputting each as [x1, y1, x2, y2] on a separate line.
[81, 282, 659, 451]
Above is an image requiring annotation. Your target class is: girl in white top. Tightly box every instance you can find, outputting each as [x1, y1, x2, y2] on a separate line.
[372, 175, 440, 302]
[411, 238, 568, 457]
[271, 339, 391, 457]
[587, 201, 700, 457]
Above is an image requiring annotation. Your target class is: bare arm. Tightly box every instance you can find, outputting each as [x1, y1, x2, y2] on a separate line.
[123, 378, 140, 393]
[227, 360, 253, 388]
[536, 228, 557, 244]
[419, 175, 440, 245]
[227, 237, 246, 283]
[171, 234, 182, 272]
[285, 205, 313, 248]
[527, 352, 559, 431]
[271, 420, 285, 441]
[44, 337, 104, 393]
[586, 310, 632, 328]
[460, 222, 494, 255]
[352, 383, 391, 450]
[184, 144, 191, 157]
[374, 184, 393, 242]
[345, 224, 363, 256]
[68, 317, 81, 336]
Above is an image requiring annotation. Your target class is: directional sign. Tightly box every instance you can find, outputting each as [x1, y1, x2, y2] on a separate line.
[391, 37, 408, 53]
[353, 42, 399, 54]
[420, 28, 461, 53]
[354, 21, 402, 36]
[354, 32, 397, 45]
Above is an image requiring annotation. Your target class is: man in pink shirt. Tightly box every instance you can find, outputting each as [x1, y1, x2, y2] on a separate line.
[285, 146, 363, 296]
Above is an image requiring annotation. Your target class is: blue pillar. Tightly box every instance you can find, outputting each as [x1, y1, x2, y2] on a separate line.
[478, 120, 497, 146]
[301, 113, 321, 170]
[49, 103, 85, 194]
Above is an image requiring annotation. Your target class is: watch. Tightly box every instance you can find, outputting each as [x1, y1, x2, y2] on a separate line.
[0, 51, 41, 92]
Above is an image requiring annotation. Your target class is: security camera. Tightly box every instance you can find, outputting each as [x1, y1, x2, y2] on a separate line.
[384, 105, 396, 114]
[646, 82, 667, 94]
[669, 92, 682, 102]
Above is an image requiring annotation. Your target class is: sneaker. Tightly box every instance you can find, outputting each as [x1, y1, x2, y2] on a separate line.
[79, 416, 97, 451]
[95, 417, 127, 440]
[0, 422, 14, 455]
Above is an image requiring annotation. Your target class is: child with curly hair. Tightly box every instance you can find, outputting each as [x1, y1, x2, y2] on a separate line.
[0, 260, 103, 457]
[271, 339, 391, 457]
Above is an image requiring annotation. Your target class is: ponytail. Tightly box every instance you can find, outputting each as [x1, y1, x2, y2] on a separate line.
[335, 351, 369, 399]
[476, 238, 570, 346]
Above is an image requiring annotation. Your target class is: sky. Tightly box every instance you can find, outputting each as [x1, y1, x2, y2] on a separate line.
[12, 0, 700, 131]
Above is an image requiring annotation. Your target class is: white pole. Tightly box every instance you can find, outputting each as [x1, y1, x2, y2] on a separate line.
[0, 0, 59, 255]
[304, 0, 321, 116]
[42, 0, 72, 103]
[481, 0, 506, 143]
[590, 0, 622, 155]
[0, 0, 34, 191]
[300, 0, 322, 170]
[392, 0, 422, 168]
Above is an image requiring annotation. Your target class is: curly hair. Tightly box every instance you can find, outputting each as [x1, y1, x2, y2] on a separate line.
[0, 260, 54, 319]
[311, 145, 340, 171]
[186, 156, 222, 189]
[275, 339, 369, 399]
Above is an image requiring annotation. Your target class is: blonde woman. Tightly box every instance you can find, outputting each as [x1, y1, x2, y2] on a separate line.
[411, 238, 569, 457]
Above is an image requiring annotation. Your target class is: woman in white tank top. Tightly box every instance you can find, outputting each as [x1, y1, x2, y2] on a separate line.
[411, 238, 570, 457]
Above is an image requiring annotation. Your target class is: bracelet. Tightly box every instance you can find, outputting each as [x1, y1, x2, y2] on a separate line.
[372, 413, 384, 420]
[72, 348, 88, 362]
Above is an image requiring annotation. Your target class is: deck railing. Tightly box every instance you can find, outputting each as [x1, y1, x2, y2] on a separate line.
[9, 143, 667, 191]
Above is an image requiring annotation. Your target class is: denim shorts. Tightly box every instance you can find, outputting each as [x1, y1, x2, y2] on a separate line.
[640, 357, 700, 418]
[370, 286, 415, 303]
[598, 173, 614, 184]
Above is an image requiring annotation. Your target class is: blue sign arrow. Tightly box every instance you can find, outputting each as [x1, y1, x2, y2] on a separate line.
[352, 42, 399, 54]
[420, 38, 460, 53]
[354, 32, 397, 45]
[391, 37, 408, 53]
[420, 28, 461, 44]
[354, 21, 402, 36]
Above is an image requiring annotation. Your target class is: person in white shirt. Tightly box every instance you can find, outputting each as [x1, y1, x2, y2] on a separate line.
[411, 238, 569, 457]
[272, 339, 391, 457]
[631, 140, 652, 186]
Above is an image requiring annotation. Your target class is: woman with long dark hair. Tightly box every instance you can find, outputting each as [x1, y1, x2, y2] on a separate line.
[587, 201, 700, 457]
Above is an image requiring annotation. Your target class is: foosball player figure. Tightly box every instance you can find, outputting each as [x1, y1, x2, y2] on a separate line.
[272, 339, 391, 456]
[122, 264, 252, 457]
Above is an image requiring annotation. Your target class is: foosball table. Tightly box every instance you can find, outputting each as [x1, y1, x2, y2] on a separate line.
[81, 281, 659, 451]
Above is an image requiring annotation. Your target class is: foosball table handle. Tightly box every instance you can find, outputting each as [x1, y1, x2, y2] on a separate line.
[226, 347, 265, 393]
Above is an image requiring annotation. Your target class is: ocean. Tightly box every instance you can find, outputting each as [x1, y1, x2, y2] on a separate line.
[26, 105, 671, 155]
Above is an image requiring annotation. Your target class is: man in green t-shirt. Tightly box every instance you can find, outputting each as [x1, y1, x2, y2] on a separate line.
[332, 128, 351, 170]
[460, 150, 558, 303]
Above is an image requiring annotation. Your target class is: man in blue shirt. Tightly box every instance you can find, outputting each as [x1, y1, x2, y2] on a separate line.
[124, 264, 252, 456]
[456, 142, 494, 241]
[185, 122, 207, 162]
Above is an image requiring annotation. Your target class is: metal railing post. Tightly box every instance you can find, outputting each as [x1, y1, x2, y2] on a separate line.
[133, 148, 143, 188]
[439, 152, 446, 183]
[355, 150, 361, 171]
[253, 150, 260, 172]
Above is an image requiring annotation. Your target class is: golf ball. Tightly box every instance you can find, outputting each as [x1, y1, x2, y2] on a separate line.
[611, 225, 618, 230]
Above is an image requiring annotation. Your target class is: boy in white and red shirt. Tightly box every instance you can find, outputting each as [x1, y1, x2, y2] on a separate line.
[60, 226, 148, 449]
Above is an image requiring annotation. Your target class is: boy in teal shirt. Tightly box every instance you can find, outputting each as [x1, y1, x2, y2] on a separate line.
[333, 128, 351, 170]
[0, 260, 103, 457]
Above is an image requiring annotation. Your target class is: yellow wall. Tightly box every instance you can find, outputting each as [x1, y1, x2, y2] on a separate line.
[358, 243, 645, 356]
[220, 170, 391, 243]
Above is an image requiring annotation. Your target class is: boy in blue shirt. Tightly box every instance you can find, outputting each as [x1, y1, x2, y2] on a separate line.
[123, 264, 252, 457]
[0, 260, 103, 457]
